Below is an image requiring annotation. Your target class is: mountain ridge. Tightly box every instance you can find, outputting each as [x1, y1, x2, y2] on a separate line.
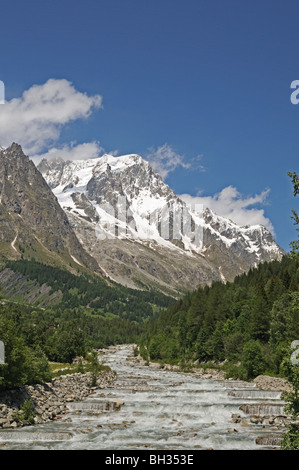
[38, 151, 285, 294]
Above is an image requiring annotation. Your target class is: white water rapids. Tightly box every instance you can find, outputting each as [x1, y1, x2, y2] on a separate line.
[0, 345, 286, 450]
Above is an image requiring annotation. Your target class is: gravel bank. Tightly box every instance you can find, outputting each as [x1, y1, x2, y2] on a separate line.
[0, 370, 116, 429]
[253, 375, 291, 392]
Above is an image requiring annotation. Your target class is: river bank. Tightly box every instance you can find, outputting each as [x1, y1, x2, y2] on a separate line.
[130, 353, 291, 392]
[0, 370, 116, 429]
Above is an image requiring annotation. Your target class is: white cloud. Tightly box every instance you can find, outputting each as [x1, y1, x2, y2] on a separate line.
[145, 143, 204, 179]
[180, 185, 275, 233]
[31, 141, 105, 164]
[0, 79, 102, 154]
[0, 79, 275, 236]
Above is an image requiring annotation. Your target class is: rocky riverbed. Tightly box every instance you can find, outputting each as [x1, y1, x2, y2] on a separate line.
[0, 346, 295, 450]
[129, 353, 294, 446]
[0, 370, 116, 429]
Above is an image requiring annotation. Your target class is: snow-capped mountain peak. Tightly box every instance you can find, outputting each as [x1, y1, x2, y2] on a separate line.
[38, 153, 285, 294]
[39, 153, 191, 246]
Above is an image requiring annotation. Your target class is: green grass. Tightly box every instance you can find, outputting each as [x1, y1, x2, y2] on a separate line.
[49, 360, 111, 378]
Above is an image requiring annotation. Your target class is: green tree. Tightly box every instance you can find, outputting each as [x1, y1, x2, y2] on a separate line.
[210, 326, 225, 361]
[223, 331, 244, 362]
[288, 171, 299, 255]
[51, 321, 87, 363]
[242, 340, 266, 380]
[250, 279, 270, 342]
[0, 316, 51, 389]
[280, 353, 299, 450]
[87, 350, 101, 387]
[24, 345, 52, 384]
[13, 400, 36, 426]
[148, 333, 164, 361]
[270, 292, 299, 351]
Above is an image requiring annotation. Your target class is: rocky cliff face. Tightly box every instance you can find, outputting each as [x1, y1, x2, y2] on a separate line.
[38, 152, 285, 295]
[0, 144, 100, 274]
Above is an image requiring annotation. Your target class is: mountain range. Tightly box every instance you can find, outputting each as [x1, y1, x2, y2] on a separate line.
[35, 147, 285, 296]
[0, 142, 286, 298]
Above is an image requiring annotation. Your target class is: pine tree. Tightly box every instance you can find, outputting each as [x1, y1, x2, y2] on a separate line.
[288, 171, 299, 256]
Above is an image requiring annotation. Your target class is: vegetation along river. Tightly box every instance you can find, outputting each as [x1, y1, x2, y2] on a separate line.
[0, 345, 287, 450]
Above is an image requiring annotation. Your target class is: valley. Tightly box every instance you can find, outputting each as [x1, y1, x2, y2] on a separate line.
[0, 143, 297, 451]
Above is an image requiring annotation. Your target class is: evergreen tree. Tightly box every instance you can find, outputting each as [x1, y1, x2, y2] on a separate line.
[288, 171, 299, 255]
[242, 340, 266, 380]
[280, 352, 299, 450]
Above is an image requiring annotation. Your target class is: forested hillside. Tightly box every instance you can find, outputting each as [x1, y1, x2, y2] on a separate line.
[139, 255, 299, 380]
[0, 299, 145, 390]
[140, 171, 299, 384]
[2, 259, 174, 321]
[0, 259, 174, 390]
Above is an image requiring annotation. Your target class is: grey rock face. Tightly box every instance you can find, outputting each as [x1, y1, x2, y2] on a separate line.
[0, 144, 100, 274]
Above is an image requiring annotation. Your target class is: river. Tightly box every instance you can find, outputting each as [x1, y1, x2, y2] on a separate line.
[0, 344, 286, 450]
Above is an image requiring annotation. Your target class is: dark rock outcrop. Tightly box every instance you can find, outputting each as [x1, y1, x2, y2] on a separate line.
[0, 144, 101, 275]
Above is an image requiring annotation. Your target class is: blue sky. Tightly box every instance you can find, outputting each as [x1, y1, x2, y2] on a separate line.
[0, 0, 298, 251]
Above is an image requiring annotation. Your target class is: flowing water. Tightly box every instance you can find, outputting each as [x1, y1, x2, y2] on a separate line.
[0, 345, 286, 450]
